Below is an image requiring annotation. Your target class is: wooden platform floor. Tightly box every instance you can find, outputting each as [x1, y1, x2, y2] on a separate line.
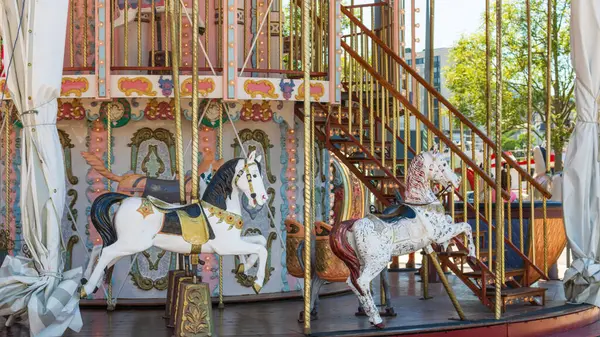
[0, 272, 574, 337]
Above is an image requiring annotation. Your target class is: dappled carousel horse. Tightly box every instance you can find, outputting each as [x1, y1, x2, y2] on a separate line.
[330, 149, 476, 328]
[285, 220, 394, 322]
[81, 151, 270, 297]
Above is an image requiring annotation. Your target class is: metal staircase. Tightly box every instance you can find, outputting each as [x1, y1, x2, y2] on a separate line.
[295, 3, 554, 313]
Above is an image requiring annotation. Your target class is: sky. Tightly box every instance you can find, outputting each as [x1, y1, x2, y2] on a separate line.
[402, 0, 487, 51]
[430, 0, 486, 49]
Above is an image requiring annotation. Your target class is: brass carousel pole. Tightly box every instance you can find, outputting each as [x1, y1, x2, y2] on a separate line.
[164, 0, 186, 325]
[494, 0, 504, 320]
[173, 1, 214, 335]
[218, 104, 225, 309]
[543, 0, 552, 276]
[190, 0, 201, 269]
[302, 0, 313, 332]
[106, 101, 114, 310]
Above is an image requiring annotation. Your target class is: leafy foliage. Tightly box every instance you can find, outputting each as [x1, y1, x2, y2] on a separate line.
[444, 0, 573, 170]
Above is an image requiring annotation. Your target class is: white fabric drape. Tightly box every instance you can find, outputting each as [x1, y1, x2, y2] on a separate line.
[563, 0, 600, 307]
[0, 0, 82, 335]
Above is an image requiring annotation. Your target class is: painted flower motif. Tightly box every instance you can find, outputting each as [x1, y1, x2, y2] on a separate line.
[158, 76, 174, 97]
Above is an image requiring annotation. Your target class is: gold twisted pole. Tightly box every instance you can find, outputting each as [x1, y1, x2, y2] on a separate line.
[302, 0, 312, 331]
[191, 0, 199, 203]
[84, 0, 88, 67]
[428, 252, 465, 320]
[218, 104, 224, 309]
[494, 0, 503, 320]
[106, 101, 114, 308]
[544, 0, 552, 278]
[190, 0, 201, 282]
[170, 0, 185, 204]
[138, 0, 143, 66]
[524, 0, 531, 254]
[124, 0, 129, 66]
[69, 2, 74, 67]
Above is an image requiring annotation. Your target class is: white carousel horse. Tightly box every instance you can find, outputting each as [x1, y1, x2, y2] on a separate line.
[81, 150, 269, 297]
[533, 146, 562, 201]
[81, 157, 224, 283]
[113, 1, 206, 33]
[330, 149, 476, 328]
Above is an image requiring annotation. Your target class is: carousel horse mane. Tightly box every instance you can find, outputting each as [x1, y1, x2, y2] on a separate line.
[202, 157, 262, 209]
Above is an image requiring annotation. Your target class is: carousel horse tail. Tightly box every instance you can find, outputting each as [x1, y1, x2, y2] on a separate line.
[90, 192, 129, 248]
[330, 219, 363, 296]
[81, 151, 124, 182]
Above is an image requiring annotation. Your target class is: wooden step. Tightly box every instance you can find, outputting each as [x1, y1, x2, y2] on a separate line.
[329, 137, 394, 146]
[485, 287, 546, 313]
[478, 249, 496, 263]
[463, 268, 526, 286]
[363, 175, 404, 180]
[346, 157, 406, 164]
[438, 250, 469, 258]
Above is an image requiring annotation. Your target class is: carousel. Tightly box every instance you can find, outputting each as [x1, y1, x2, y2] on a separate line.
[0, 0, 598, 336]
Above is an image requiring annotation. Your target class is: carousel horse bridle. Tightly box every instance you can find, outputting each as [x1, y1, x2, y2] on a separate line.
[234, 159, 259, 204]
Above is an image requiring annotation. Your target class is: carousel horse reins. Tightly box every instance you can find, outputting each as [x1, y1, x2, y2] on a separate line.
[234, 160, 259, 205]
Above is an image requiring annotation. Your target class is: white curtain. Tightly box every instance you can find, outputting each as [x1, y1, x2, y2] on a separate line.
[0, 0, 82, 335]
[563, 1, 600, 307]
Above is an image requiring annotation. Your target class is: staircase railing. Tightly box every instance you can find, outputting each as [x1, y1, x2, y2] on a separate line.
[339, 5, 551, 282]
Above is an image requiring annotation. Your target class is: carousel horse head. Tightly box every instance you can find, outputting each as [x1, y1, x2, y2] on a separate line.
[235, 150, 267, 207]
[202, 150, 267, 209]
[422, 147, 461, 190]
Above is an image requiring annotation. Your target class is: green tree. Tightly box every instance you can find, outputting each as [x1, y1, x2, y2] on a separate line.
[444, 0, 573, 171]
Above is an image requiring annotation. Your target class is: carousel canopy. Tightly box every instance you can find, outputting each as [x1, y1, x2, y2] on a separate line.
[0, 0, 82, 335]
[563, 0, 600, 307]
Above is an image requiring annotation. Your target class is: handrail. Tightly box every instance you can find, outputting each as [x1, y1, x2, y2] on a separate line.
[341, 6, 551, 198]
[340, 40, 511, 201]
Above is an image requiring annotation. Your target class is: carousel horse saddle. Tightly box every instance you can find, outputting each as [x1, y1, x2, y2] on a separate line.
[142, 177, 191, 204]
[373, 204, 416, 224]
[147, 196, 215, 245]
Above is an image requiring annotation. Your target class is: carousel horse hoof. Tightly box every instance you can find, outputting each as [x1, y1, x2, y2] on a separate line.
[252, 282, 262, 294]
[93, 286, 99, 294]
[79, 287, 88, 299]
[80, 278, 88, 285]
[384, 307, 397, 317]
[236, 263, 245, 275]
[374, 322, 386, 329]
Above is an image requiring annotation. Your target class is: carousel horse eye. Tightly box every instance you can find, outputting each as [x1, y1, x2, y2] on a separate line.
[253, 174, 257, 178]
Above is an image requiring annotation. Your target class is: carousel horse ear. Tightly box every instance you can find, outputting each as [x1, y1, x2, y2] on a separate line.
[430, 144, 439, 154]
[248, 150, 256, 161]
[255, 155, 263, 163]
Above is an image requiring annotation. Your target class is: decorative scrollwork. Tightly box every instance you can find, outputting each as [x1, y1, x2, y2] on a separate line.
[65, 235, 80, 270]
[267, 187, 276, 228]
[180, 285, 212, 336]
[128, 127, 177, 291]
[67, 189, 79, 231]
[58, 129, 79, 185]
